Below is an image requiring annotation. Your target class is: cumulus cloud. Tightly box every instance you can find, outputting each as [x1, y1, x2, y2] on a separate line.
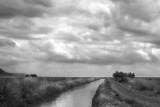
[24, 40, 158, 66]
[0, 0, 160, 76]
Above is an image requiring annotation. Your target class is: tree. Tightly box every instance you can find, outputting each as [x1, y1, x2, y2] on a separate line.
[30, 74, 37, 77]
[25, 75, 29, 77]
[112, 71, 119, 78]
[127, 72, 135, 78]
[112, 71, 135, 82]
[112, 71, 127, 78]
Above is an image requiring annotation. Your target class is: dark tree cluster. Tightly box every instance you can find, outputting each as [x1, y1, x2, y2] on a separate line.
[112, 71, 135, 82]
[25, 74, 37, 77]
[127, 72, 135, 78]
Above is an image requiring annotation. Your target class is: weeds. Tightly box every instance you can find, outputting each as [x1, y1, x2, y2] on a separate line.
[0, 78, 25, 107]
[0, 77, 97, 107]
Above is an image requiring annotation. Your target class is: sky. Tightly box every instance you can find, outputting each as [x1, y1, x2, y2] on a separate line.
[0, 0, 160, 77]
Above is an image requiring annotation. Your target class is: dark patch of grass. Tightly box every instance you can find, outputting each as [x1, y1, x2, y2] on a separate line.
[123, 99, 144, 107]
[125, 99, 142, 106]
[133, 81, 154, 91]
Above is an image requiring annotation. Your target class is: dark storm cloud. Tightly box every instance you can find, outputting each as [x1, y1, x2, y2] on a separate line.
[0, 17, 52, 40]
[0, 38, 16, 47]
[0, 33, 36, 40]
[116, 23, 150, 36]
[0, 28, 52, 40]
[0, 0, 52, 18]
[25, 0, 52, 7]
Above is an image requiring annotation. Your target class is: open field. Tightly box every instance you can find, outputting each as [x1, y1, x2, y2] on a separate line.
[0, 77, 99, 107]
[92, 77, 160, 107]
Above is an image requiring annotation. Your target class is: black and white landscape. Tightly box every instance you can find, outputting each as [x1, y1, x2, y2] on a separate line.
[0, 0, 160, 107]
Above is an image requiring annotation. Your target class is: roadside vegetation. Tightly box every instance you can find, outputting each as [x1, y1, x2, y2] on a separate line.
[113, 71, 160, 97]
[92, 71, 160, 107]
[92, 79, 143, 107]
[126, 77, 160, 97]
[0, 77, 98, 107]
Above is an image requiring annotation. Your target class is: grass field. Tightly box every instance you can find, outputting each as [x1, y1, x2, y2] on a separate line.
[92, 77, 160, 107]
[0, 77, 98, 107]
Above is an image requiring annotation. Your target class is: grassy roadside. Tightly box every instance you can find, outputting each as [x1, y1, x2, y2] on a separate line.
[126, 77, 160, 97]
[92, 79, 144, 107]
[0, 77, 99, 107]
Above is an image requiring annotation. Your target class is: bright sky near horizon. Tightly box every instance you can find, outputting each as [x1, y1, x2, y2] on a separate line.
[0, 0, 160, 77]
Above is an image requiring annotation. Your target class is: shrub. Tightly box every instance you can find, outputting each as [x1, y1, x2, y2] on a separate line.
[30, 74, 37, 77]
[112, 71, 135, 82]
[127, 72, 135, 78]
[25, 75, 29, 77]
[113, 71, 135, 78]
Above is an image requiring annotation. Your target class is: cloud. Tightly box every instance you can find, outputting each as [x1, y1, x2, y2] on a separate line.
[0, 38, 16, 47]
[0, 17, 52, 40]
[112, 0, 160, 22]
[111, 0, 160, 47]
[0, 0, 52, 18]
[0, 0, 160, 76]
[26, 40, 158, 66]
